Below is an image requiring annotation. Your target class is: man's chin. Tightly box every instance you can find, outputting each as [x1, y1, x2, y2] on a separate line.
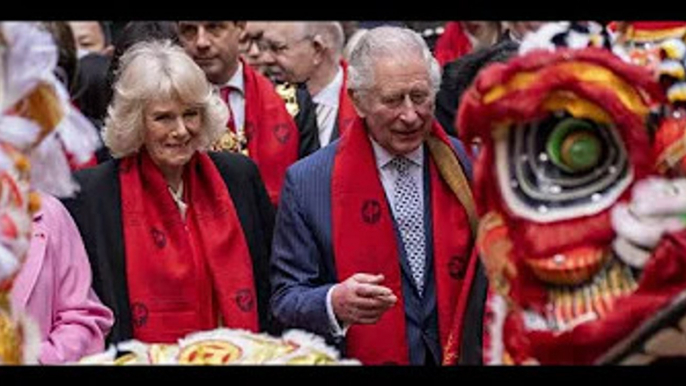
[198, 65, 223, 84]
[388, 141, 424, 156]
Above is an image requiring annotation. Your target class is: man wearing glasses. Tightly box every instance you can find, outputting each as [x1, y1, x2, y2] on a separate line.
[262, 22, 357, 158]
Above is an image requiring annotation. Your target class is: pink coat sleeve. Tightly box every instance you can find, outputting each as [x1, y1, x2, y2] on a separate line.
[16, 194, 114, 364]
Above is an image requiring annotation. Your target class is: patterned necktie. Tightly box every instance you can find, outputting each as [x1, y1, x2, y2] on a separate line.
[316, 103, 335, 146]
[390, 156, 426, 295]
[220, 86, 237, 133]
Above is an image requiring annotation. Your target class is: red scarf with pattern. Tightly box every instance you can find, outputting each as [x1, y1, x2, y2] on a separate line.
[242, 60, 299, 205]
[120, 149, 258, 343]
[331, 117, 474, 364]
[336, 60, 357, 137]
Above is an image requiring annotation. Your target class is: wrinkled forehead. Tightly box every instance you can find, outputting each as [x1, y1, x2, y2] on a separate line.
[370, 55, 431, 91]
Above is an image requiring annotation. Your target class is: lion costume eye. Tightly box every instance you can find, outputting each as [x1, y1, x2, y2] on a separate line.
[546, 118, 602, 173]
[495, 112, 632, 222]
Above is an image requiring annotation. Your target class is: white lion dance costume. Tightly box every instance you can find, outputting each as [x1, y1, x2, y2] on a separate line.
[0, 22, 100, 364]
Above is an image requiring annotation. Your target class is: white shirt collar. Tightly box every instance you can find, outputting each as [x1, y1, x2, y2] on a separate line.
[312, 64, 343, 108]
[369, 135, 424, 170]
[168, 182, 187, 220]
[222, 61, 245, 95]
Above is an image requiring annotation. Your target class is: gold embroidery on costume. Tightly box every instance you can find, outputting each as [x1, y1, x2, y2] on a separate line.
[0, 311, 22, 364]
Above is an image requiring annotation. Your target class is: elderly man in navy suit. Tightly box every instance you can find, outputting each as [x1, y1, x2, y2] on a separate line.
[270, 26, 485, 365]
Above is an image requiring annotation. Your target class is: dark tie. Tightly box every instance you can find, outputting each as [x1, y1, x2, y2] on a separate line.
[390, 156, 425, 295]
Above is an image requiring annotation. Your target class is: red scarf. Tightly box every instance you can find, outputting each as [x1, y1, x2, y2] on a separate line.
[433, 22, 473, 67]
[336, 60, 357, 137]
[331, 118, 474, 364]
[242, 59, 299, 205]
[120, 149, 259, 343]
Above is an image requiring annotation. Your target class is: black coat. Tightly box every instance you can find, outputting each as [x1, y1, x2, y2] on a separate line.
[293, 83, 342, 159]
[456, 260, 488, 365]
[60, 151, 276, 344]
[293, 84, 320, 159]
[435, 38, 519, 138]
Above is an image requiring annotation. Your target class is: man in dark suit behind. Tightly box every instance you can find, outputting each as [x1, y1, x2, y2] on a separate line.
[434, 31, 518, 138]
[262, 22, 357, 159]
[269, 25, 483, 365]
[434, 21, 543, 139]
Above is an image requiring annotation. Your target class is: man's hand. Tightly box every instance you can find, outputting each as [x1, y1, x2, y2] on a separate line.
[331, 273, 398, 326]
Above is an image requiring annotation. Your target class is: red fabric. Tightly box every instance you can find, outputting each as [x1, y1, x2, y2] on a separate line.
[67, 152, 97, 170]
[336, 60, 357, 136]
[504, 228, 686, 364]
[433, 22, 473, 67]
[458, 46, 686, 364]
[458, 48, 664, 313]
[331, 117, 474, 364]
[457, 48, 664, 144]
[508, 212, 615, 259]
[442, 246, 481, 364]
[120, 149, 258, 343]
[457, 49, 665, 222]
[219, 86, 237, 133]
[242, 59, 299, 205]
[629, 21, 686, 31]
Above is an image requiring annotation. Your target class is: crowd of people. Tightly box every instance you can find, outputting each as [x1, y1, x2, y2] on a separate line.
[8, 20, 686, 365]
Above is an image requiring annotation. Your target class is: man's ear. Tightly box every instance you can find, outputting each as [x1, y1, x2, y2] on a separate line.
[348, 89, 366, 118]
[311, 34, 327, 64]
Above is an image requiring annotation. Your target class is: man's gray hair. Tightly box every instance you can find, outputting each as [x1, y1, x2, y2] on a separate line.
[347, 26, 441, 97]
[103, 39, 228, 158]
[302, 21, 345, 57]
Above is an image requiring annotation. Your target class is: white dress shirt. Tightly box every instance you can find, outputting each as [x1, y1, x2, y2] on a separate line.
[312, 65, 343, 147]
[217, 61, 246, 135]
[325, 137, 425, 337]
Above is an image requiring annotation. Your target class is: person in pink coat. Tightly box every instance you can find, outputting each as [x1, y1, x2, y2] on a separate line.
[10, 193, 114, 364]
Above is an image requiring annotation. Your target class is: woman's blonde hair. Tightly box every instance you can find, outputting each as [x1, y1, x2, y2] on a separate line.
[103, 39, 228, 158]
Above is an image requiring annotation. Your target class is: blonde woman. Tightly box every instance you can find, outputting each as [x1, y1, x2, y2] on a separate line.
[62, 40, 276, 345]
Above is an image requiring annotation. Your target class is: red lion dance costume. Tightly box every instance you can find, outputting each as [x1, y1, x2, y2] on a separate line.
[456, 22, 686, 365]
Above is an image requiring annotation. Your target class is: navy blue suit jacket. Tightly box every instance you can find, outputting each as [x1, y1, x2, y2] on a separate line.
[270, 136, 475, 364]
